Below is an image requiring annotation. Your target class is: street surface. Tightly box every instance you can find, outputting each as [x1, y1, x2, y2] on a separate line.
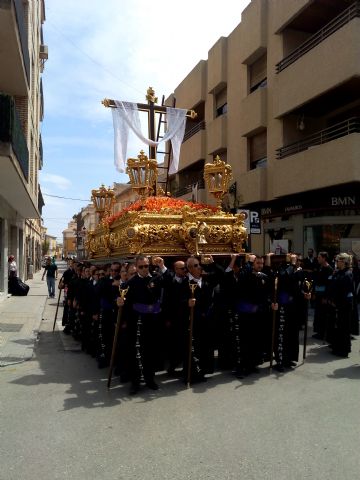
[1, 263, 359, 479]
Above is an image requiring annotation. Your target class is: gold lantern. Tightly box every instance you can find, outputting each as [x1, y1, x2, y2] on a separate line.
[204, 155, 233, 209]
[126, 150, 158, 200]
[91, 184, 115, 221]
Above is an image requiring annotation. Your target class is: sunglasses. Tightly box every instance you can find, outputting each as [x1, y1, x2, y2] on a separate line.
[177, 267, 186, 270]
[138, 265, 149, 270]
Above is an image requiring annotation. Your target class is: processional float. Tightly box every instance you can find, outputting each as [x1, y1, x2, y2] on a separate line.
[85, 88, 248, 260]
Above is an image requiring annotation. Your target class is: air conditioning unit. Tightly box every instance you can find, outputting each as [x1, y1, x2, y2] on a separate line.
[39, 45, 48, 60]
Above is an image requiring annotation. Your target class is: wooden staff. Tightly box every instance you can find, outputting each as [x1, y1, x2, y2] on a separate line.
[269, 276, 278, 373]
[107, 287, 129, 389]
[187, 283, 198, 388]
[302, 279, 312, 361]
[52, 278, 63, 332]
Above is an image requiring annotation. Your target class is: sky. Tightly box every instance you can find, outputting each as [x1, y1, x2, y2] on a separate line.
[40, 0, 251, 241]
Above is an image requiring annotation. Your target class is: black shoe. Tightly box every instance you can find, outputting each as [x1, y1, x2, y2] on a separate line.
[129, 383, 140, 395]
[63, 326, 71, 335]
[273, 364, 285, 372]
[145, 381, 159, 390]
[312, 333, 323, 340]
[331, 351, 349, 358]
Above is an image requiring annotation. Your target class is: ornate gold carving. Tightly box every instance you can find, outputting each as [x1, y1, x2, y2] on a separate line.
[86, 197, 248, 259]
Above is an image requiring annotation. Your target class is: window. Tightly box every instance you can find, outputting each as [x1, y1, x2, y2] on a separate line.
[215, 88, 227, 117]
[249, 54, 267, 93]
[249, 130, 267, 170]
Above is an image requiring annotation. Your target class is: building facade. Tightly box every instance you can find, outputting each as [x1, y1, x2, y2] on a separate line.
[168, 0, 360, 257]
[0, 0, 47, 294]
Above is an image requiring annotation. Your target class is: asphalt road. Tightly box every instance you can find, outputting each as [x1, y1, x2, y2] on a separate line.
[1, 290, 359, 480]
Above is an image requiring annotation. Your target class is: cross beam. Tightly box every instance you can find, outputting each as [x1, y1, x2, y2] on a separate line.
[102, 87, 197, 160]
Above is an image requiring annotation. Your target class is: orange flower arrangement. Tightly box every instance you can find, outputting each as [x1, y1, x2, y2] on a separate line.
[104, 196, 218, 226]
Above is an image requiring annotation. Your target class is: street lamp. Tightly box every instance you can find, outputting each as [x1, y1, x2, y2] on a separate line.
[203, 155, 233, 209]
[91, 184, 115, 222]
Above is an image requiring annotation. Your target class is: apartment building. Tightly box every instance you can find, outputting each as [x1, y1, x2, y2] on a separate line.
[0, 0, 47, 294]
[168, 0, 360, 257]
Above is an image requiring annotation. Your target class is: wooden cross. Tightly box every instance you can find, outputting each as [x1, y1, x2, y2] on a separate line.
[102, 87, 197, 160]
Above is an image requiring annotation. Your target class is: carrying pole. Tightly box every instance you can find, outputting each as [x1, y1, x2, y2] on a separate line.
[52, 278, 63, 332]
[107, 287, 129, 389]
[187, 283, 198, 388]
[269, 276, 278, 373]
[302, 279, 312, 361]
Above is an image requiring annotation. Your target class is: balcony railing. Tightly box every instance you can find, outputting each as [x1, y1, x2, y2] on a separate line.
[172, 178, 205, 198]
[13, 0, 30, 84]
[0, 93, 29, 180]
[183, 120, 206, 142]
[276, 1, 360, 73]
[39, 133, 43, 170]
[276, 117, 360, 159]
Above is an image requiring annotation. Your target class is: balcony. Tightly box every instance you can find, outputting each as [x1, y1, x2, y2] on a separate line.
[238, 167, 267, 204]
[273, 122, 360, 197]
[179, 127, 206, 170]
[239, 87, 267, 136]
[174, 61, 207, 109]
[183, 120, 206, 142]
[0, 94, 29, 178]
[0, 0, 30, 94]
[276, 117, 360, 159]
[208, 37, 227, 94]
[207, 115, 227, 154]
[276, 2, 360, 73]
[274, 15, 360, 117]
[0, 94, 37, 218]
[172, 179, 205, 199]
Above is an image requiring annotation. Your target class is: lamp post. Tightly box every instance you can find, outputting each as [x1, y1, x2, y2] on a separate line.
[91, 184, 115, 223]
[203, 155, 233, 209]
[126, 150, 158, 202]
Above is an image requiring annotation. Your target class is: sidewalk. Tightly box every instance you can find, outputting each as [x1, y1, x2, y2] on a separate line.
[0, 269, 48, 367]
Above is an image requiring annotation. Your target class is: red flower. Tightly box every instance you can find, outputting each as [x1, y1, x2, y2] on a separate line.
[103, 196, 217, 226]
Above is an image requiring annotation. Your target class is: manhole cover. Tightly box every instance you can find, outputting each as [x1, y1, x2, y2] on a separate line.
[0, 323, 24, 332]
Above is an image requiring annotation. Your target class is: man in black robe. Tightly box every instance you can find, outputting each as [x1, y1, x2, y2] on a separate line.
[118, 255, 167, 394]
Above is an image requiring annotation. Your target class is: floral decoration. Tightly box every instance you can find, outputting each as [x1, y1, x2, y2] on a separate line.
[103, 196, 218, 226]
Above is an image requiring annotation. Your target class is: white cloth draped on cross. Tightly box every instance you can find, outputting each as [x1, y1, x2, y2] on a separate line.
[111, 100, 187, 174]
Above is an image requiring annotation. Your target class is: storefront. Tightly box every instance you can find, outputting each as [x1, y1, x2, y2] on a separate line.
[250, 182, 360, 258]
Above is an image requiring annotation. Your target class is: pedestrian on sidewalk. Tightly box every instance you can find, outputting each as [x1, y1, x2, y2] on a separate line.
[8, 255, 17, 278]
[42, 257, 58, 298]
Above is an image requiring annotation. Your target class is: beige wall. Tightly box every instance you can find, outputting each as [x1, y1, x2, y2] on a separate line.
[170, 0, 360, 216]
[274, 18, 360, 118]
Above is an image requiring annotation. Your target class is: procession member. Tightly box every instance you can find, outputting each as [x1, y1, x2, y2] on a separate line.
[303, 248, 318, 280]
[312, 252, 333, 340]
[117, 255, 167, 394]
[67, 262, 85, 339]
[327, 253, 354, 357]
[234, 255, 274, 376]
[185, 255, 224, 382]
[61, 259, 77, 334]
[218, 254, 244, 372]
[273, 254, 310, 372]
[161, 260, 189, 375]
[95, 263, 121, 368]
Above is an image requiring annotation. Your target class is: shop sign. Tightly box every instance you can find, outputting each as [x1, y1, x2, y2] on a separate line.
[237, 209, 261, 234]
